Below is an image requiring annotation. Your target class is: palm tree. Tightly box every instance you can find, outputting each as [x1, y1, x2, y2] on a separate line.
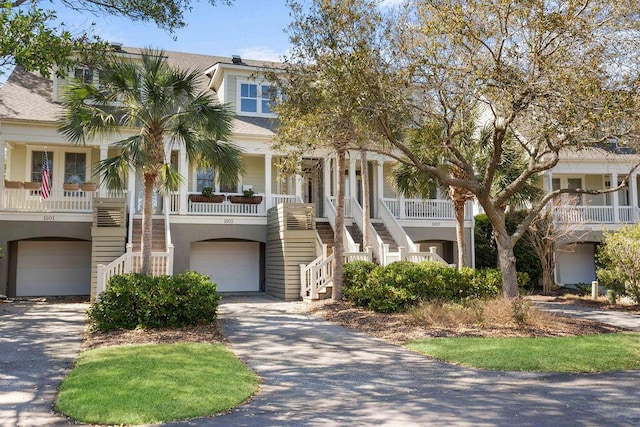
[59, 48, 243, 275]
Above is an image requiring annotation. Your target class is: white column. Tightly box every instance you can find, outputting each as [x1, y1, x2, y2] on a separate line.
[264, 154, 272, 208]
[99, 145, 108, 197]
[323, 157, 331, 216]
[630, 173, 638, 222]
[612, 172, 619, 223]
[349, 154, 357, 204]
[544, 171, 553, 193]
[295, 174, 303, 202]
[0, 139, 5, 207]
[376, 160, 384, 218]
[179, 149, 188, 215]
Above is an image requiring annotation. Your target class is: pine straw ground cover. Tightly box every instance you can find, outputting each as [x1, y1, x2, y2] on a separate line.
[308, 297, 627, 344]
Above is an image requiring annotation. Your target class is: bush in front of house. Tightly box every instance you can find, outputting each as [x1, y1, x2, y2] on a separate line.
[88, 271, 220, 331]
[342, 261, 525, 313]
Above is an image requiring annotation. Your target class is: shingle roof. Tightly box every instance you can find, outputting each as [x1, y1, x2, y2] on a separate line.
[0, 47, 280, 138]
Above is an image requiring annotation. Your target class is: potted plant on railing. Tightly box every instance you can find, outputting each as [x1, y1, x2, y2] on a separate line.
[4, 180, 23, 189]
[229, 188, 263, 204]
[189, 187, 225, 203]
[23, 181, 41, 190]
[81, 182, 97, 191]
[63, 182, 80, 191]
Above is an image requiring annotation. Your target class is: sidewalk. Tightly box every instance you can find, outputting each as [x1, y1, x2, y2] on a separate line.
[169, 294, 640, 426]
[531, 299, 640, 331]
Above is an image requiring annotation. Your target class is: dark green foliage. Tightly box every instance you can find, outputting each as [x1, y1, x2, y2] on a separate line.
[88, 272, 220, 331]
[474, 213, 542, 290]
[342, 261, 506, 313]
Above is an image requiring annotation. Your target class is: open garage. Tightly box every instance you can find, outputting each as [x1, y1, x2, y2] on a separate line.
[190, 241, 261, 292]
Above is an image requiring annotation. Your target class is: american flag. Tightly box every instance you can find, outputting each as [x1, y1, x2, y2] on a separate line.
[41, 151, 51, 200]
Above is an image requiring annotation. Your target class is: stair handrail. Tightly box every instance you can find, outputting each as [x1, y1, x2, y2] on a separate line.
[402, 246, 450, 266]
[300, 253, 334, 299]
[96, 251, 131, 298]
[325, 196, 359, 252]
[351, 198, 384, 263]
[377, 198, 419, 252]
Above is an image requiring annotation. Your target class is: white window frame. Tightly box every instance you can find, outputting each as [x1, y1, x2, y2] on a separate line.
[25, 146, 92, 190]
[236, 80, 277, 117]
[190, 164, 241, 193]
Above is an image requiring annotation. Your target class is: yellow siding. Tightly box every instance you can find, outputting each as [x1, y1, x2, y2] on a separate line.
[243, 156, 266, 193]
[9, 145, 27, 181]
[585, 174, 605, 205]
[383, 163, 396, 198]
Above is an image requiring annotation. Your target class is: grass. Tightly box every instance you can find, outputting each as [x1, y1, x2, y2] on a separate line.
[405, 333, 640, 372]
[55, 343, 259, 425]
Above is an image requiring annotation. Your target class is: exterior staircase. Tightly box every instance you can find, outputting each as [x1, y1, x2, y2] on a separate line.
[316, 221, 335, 254]
[372, 222, 398, 252]
[131, 218, 166, 251]
[347, 224, 364, 250]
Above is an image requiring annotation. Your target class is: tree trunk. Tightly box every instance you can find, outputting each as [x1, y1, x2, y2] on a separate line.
[360, 150, 370, 250]
[542, 266, 554, 295]
[332, 149, 346, 301]
[453, 193, 467, 270]
[141, 173, 156, 275]
[494, 232, 519, 298]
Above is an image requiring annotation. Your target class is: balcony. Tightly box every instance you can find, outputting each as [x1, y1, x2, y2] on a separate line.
[168, 192, 300, 216]
[382, 198, 473, 221]
[0, 188, 98, 213]
[552, 205, 638, 224]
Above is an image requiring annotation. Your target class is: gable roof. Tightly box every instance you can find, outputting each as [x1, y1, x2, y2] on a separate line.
[0, 47, 279, 136]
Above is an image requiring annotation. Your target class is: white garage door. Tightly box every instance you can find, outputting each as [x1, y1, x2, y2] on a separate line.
[190, 241, 260, 292]
[16, 241, 91, 296]
[556, 243, 596, 285]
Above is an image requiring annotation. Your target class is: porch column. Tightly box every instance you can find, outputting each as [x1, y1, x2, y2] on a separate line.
[295, 173, 303, 202]
[376, 160, 384, 218]
[264, 154, 272, 208]
[323, 157, 331, 216]
[98, 145, 108, 197]
[349, 153, 357, 211]
[630, 173, 638, 222]
[612, 172, 619, 223]
[179, 149, 188, 215]
[0, 139, 5, 207]
[544, 171, 553, 193]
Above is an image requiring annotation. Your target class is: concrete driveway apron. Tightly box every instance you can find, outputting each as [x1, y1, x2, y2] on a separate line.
[0, 300, 87, 426]
[169, 295, 640, 427]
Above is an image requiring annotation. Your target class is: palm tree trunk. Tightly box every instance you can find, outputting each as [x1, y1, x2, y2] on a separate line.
[332, 149, 346, 301]
[141, 173, 155, 275]
[360, 150, 370, 250]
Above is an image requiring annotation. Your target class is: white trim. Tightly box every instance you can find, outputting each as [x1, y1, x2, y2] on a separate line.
[25, 145, 92, 189]
[235, 79, 278, 118]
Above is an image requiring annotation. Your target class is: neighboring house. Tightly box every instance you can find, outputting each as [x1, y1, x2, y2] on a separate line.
[544, 146, 640, 286]
[0, 46, 470, 300]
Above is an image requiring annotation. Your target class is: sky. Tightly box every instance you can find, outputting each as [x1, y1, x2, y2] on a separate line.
[51, 0, 294, 61]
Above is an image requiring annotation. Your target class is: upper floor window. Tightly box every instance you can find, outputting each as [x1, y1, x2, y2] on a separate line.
[31, 151, 53, 183]
[238, 82, 277, 116]
[74, 67, 93, 84]
[196, 167, 215, 192]
[64, 153, 86, 184]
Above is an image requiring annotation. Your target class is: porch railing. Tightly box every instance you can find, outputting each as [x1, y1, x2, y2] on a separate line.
[168, 192, 298, 215]
[1, 188, 96, 212]
[553, 206, 614, 223]
[382, 198, 472, 221]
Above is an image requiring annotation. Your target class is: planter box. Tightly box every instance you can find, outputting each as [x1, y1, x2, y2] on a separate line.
[229, 195, 263, 205]
[4, 180, 22, 189]
[23, 182, 41, 190]
[81, 183, 97, 191]
[63, 183, 80, 191]
[189, 194, 225, 203]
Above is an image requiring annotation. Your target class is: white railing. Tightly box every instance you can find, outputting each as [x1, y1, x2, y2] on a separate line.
[299, 248, 373, 300]
[168, 192, 298, 215]
[329, 196, 352, 218]
[381, 198, 472, 221]
[1, 188, 96, 212]
[618, 206, 635, 223]
[402, 246, 449, 265]
[378, 198, 419, 252]
[553, 206, 615, 223]
[325, 196, 359, 252]
[351, 198, 385, 262]
[95, 245, 175, 298]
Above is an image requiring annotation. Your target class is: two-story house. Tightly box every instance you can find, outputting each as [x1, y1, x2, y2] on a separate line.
[0, 46, 470, 300]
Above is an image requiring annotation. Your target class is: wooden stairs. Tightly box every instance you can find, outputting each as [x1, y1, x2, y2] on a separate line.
[316, 221, 335, 254]
[372, 222, 399, 251]
[131, 218, 167, 252]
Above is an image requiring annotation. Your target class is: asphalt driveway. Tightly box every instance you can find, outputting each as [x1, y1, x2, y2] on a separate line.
[0, 300, 87, 426]
[170, 295, 640, 427]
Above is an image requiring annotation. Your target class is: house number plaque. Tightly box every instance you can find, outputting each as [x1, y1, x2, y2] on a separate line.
[43, 215, 56, 221]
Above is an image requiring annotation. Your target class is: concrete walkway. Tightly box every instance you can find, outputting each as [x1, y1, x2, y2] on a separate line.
[0, 301, 87, 426]
[532, 300, 640, 331]
[170, 295, 640, 427]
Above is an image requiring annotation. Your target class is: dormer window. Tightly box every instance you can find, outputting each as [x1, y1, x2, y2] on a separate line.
[238, 81, 277, 116]
[74, 67, 94, 84]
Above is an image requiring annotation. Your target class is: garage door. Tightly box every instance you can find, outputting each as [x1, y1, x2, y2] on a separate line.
[556, 243, 596, 285]
[190, 241, 260, 292]
[16, 241, 91, 296]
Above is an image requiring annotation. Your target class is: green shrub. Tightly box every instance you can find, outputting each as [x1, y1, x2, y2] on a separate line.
[88, 272, 220, 331]
[597, 224, 640, 304]
[342, 261, 379, 306]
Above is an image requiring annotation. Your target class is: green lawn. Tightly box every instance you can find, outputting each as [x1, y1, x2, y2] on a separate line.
[405, 333, 640, 372]
[56, 343, 259, 425]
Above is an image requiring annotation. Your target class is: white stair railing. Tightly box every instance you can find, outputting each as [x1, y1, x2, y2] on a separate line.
[351, 198, 385, 262]
[378, 198, 419, 252]
[325, 196, 359, 252]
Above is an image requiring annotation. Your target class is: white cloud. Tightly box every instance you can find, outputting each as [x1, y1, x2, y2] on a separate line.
[238, 47, 285, 62]
[378, 0, 405, 8]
